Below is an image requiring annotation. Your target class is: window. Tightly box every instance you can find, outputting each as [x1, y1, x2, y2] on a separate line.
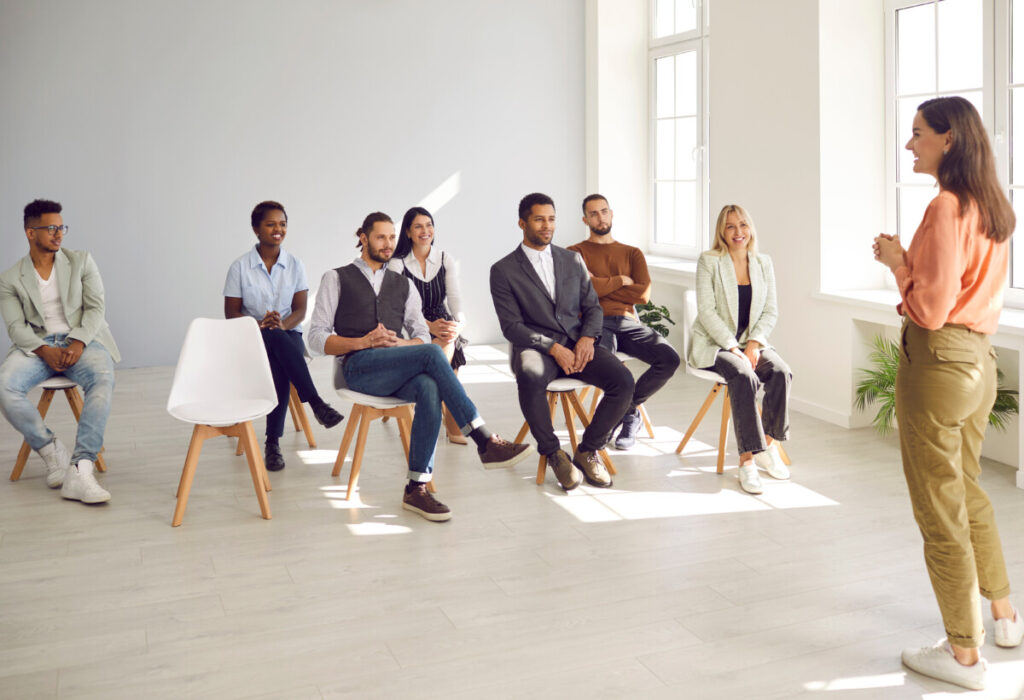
[650, 0, 709, 257]
[886, 0, 1024, 296]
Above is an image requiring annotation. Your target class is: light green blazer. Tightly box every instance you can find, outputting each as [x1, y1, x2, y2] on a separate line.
[0, 249, 120, 362]
[687, 250, 777, 369]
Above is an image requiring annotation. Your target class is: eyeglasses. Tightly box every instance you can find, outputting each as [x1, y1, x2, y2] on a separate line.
[28, 225, 69, 235]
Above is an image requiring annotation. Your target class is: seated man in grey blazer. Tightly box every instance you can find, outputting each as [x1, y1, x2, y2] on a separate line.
[0, 199, 118, 504]
[490, 192, 634, 491]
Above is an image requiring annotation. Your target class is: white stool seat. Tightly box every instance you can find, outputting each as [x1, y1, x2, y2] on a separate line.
[686, 365, 726, 384]
[336, 388, 414, 410]
[547, 378, 589, 392]
[37, 375, 78, 390]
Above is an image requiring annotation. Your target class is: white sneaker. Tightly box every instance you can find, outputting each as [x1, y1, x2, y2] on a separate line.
[61, 460, 110, 504]
[754, 443, 790, 480]
[37, 438, 71, 488]
[737, 463, 763, 494]
[995, 608, 1024, 648]
[901, 640, 986, 691]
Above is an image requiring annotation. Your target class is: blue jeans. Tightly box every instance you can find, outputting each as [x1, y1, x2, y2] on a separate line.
[342, 343, 480, 482]
[0, 335, 115, 463]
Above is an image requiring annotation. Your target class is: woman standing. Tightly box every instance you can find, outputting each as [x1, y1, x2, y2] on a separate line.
[223, 200, 342, 471]
[388, 206, 469, 444]
[688, 204, 792, 494]
[875, 96, 1022, 690]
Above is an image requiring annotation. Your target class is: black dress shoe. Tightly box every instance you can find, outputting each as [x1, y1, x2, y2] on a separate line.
[311, 401, 343, 429]
[264, 443, 286, 472]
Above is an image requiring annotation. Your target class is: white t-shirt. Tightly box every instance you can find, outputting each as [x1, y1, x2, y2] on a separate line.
[35, 267, 72, 335]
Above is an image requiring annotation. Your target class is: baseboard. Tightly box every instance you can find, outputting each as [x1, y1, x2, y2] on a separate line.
[789, 396, 870, 429]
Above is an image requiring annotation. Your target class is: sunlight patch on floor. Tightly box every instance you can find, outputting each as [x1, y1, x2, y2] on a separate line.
[457, 364, 516, 385]
[297, 449, 342, 466]
[804, 672, 906, 691]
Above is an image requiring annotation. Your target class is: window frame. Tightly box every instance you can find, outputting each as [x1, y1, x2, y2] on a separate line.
[648, 0, 710, 258]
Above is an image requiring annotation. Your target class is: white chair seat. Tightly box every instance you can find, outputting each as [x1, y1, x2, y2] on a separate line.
[686, 365, 726, 384]
[336, 388, 414, 410]
[614, 351, 635, 363]
[547, 378, 589, 392]
[168, 399, 278, 427]
[37, 375, 78, 390]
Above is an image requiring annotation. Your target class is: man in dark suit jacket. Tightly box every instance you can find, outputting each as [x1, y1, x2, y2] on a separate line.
[490, 192, 634, 491]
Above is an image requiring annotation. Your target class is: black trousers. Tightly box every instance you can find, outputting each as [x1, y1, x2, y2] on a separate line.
[261, 329, 319, 441]
[513, 343, 634, 456]
[598, 315, 681, 408]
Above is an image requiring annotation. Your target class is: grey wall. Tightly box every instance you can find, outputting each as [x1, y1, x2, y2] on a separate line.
[0, 0, 585, 366]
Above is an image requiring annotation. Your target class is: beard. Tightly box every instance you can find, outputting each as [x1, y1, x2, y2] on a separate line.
[367, 245, 393, 263]
[590, 224, 612, 236]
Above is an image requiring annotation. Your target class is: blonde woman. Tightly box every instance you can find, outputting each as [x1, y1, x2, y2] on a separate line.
[688, 205, 792, 494]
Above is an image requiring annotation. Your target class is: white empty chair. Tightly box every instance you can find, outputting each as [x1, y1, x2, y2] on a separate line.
[166, 317, 278, 526]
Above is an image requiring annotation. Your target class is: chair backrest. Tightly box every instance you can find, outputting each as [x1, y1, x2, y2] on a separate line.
[682, 289, 698, 364]
[166, 317, 277, 414]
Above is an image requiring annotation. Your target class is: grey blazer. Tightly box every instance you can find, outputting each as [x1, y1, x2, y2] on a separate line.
[0, 249, 120, 362]
[687, 251, 777, 369]
[489, 244, 603, 353]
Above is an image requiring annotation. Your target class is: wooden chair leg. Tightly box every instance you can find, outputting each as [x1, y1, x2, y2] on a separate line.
[290, 384, 317, 449]
[239, 421, 273, 516]
[235, 437, 245, 456]
[566, 390, 615, 475]
[288, 386, 302, 431]
[346, 410, 373, 500]
[396, 406, 412, 462]
[676, 384, 723, 454]
[63, 387, 108, 472]
[774, 441, 792, 465]
[333, 404, 363, 477]
[172, 424, 208, 527]
[638, 403, 655, 438]
[561, 393, 579, 453]
[587, 387, 602, 420]
[12, 389, 59, 481]
[536, 452, 547, 485]
[514, 419, 531, 444]
[717, 386, 731, 475]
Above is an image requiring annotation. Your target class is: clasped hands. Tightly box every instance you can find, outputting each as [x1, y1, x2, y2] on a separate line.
[731, 341, 760, 370]
[873, 233, 906, 272]
[36, 339, 85, 371]
[428, 318, 461, 343]
[362, 323, 403, 349]
[549, 336, 595, 375]
[259, 310, 284, 330]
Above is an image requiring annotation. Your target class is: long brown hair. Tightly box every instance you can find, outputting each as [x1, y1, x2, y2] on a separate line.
[918, 96, 1016, 242]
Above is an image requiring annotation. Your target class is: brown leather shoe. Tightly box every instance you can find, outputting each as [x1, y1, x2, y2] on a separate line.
[478, 435, 535, 469]
[547, 449, 583, 491]
[402, 483, 452, 522]
[572, 448, 612, 488]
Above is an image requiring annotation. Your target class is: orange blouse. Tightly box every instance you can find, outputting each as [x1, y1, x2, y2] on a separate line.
[895, 190, 1008, 334]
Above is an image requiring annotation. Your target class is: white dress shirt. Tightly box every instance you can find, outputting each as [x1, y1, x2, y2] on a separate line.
[308, 256, 431, 356]
[519, 243, 555, 300]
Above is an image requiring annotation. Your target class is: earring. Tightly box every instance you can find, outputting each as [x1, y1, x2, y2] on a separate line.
[943, 148, 949, 155]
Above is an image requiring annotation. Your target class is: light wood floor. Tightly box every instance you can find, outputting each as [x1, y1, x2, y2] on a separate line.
[1, 346, 1022, 699]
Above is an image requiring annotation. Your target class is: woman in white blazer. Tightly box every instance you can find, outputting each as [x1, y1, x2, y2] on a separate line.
[688, 204, 792, 494]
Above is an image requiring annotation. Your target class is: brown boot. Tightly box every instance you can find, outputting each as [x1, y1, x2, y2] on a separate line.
[442, 403, 468, 445]
[572, 448, 612, 488]
[547, 450, 583, 491]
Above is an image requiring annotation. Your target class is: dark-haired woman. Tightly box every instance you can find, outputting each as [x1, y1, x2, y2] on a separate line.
[387, 207, 469, 444]
[224, 201, 342, 472]
[875, 96, 1022, 690]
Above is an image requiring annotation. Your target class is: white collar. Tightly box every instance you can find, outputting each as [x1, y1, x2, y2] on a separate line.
[520, 243, 552, 262]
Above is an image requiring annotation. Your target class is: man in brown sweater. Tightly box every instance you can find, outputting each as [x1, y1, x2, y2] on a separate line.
[568, 194, 680, 448]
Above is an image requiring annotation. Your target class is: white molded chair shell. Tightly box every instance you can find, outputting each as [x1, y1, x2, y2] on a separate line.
[682, 289, 726, 383]
[336, 388, 414, 410]
[167, 317, 278, 427]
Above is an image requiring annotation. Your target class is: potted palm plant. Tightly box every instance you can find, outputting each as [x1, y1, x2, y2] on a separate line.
[854, 334, 1018, 434]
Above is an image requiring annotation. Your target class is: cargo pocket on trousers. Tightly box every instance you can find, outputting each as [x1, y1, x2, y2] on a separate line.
[933, 348, 976, 363]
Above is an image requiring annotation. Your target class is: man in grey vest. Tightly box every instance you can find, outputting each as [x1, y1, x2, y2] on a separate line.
[309, 212, 533, 522]
[490, 193, 634, 491]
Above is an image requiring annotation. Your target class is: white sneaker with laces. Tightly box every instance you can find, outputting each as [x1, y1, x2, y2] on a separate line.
[995, 608, 1024, 648]
[901, 640, 986, 691]
[61, 460, 111, 504]
[737, 463, 763, 494]
[37, 438, 71, 488]
[754, 443, 790, 480]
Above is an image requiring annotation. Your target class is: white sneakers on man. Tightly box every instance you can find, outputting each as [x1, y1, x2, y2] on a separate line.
[737, 463, 763, 494]
[754, 443, 790, 480]
[60, 460, 110, 504]
[995, 608, 1024, 648]
[37, 437, 71, 488]
[901, 640, 986, 691]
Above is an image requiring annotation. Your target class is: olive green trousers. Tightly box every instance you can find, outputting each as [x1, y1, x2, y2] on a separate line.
[895, 319, 1011, 648]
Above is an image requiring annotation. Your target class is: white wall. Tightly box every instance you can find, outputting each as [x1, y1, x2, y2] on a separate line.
[0, 0, 585, 366]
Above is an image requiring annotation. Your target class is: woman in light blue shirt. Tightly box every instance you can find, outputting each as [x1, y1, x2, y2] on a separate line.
[223, 200, 342, 471]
